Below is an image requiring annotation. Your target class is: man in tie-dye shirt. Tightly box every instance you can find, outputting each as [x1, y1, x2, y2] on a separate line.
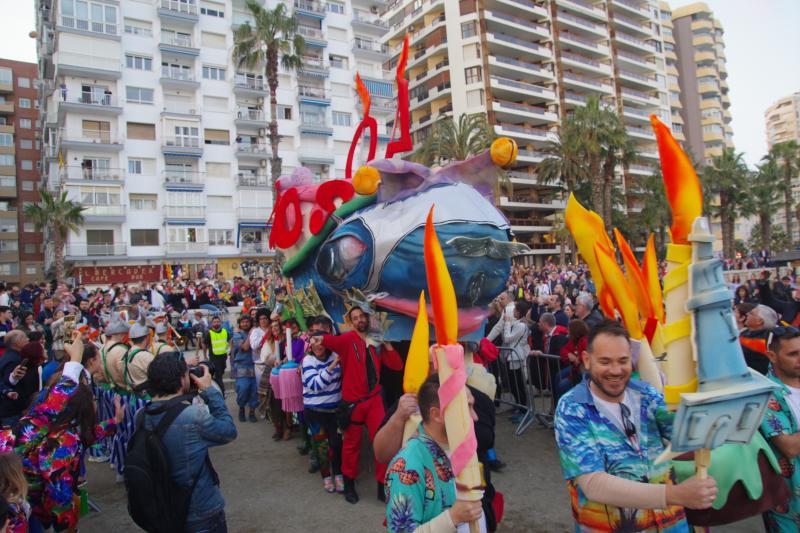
[555, 320, 718, 532]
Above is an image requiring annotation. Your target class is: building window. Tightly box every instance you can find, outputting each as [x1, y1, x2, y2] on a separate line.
[200, 1, 225, 17]
[126, 86, 154, 104]
[0, 219, 16, 232]
[25, 266, 37, 275]
[277, 105, 292, 120]
[0, 264, 16, 276]
[18, 98, 31, 109]
[19, 119, 31, 129]
[209, 229, 233, 245]
[461, 21, 477, 39]
[123, 18, 152, 36]
[23, 222, 35, 232]
[23, 243, 35, 253]
[19, 139, 32, 150]
[130, 229, 159, 246]
[0, 240, 18, 252]
[329, 55, 348, 69]
[17, 77, 30, 88]
[129, 193, 157, 211]
[0, 155, 13, 166]
[59, 0, 118, 35]
[125, 54, 152, 71]
[207, 195, 232, 212]
[0, 69, 10, 85]
[332, 111, 351, 127]
[126, 122, 156, 140]
[21, 162, 33, 171]
[128, 159, 143, 174]
[465, 66, 482, 84]
[202, 66, 226, 80]
[327, 1, 345, 14]
[0, 134, 11, 147]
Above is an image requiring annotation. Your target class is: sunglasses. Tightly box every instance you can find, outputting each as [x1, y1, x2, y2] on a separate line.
[767, 325, 800, 348]
[619, 402, 637, 440]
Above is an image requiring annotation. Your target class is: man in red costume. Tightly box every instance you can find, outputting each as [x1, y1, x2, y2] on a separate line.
[310, 305, 403, 504]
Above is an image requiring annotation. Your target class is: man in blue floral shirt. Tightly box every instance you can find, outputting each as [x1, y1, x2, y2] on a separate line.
[760, 326, 800, 532]
[555, 320, 717, 532]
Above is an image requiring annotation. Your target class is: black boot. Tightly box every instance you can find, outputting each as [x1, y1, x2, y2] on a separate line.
[343, 477, 359, 504]
[238, 407, 245, 422]
[377, 481, 386, 502]
[248, 409, 257, 423]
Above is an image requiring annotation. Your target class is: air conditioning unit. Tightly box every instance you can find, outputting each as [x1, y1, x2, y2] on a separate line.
[260, 159, 268, 168]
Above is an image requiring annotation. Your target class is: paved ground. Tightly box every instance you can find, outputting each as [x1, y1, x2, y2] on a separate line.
[78, 385, 765, 533]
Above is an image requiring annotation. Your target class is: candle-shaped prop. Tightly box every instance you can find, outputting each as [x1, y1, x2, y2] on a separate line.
[401, 291, 430, 444]
[650, 115, 703, 409]
[423, 207, 483, 533]
[278, 326, 304, 413]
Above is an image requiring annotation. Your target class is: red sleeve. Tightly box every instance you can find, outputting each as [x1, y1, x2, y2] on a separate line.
[380, 347, 404, 372]
[559, 341, 572, 365]
[321, 332, 351, 358]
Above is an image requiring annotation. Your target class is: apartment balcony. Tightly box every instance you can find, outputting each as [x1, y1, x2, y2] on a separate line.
[410, 59, 450, 90]
[231, 11, 254, 30]
[639, 149, 658, 160]
[353, 38, 390, 60]
[407, 39, 449, 70]
[0, 102, 13, 114]
[488, 33, 552, 60]
[555, 0, 607, 22]
[611, 0, 650, 19]
[235, 107, 268, 127]
[294, 0, 326, 19]
[558, 32, 609, 57]
[159, 67, 200, 90]
[516, 149, 547, 164]
[235, 142, 270, 161]
[65, 243, 127, 258]
[494, 123, 552, 143]
[484, 10, 551, 40]
[237, 172, 270, 188]
[298, 55, 330, 78]
[622, 106, 650, 124]
[488, 54, 553, 82]
[58, 13, 119, 37]
[489, 0, 549, 19]
[699, 81, 721, 96]
[615, 31, 656, 54]
[238, 207, 271, 221]
[628, 163, 653, 176]
[613, 13, 652, 36]
[562, 71, 613, 94]
[0, 125, 13, 134]
[83, 204, 126, 221]
[507, 218, 555, 234]
[298, 25, 327, 47]
[0, 80, 11, 94]
[493, 100, 558, 124]
[561, 51, 611, 76]
[299, 117, 333, 136]
[234, 75, 266, 96]
[0, 176, 16, 198]
[58, 129, 124, 152]
[55, 52, 122, 81]
[164, 170, 205, 190]
[356, 94, 395, 116]
[158, 0, 199, 23]
[621, 87, 659, 106]
[491, 76, 555, 104]
[159, 34, 200, 56]
[298, 85, 331, 105]
[352, 12, 388, 35]
[556, 12, 608, 38]
[162, 136, 203, 158]
[57, 91, 122, 119]
[616, 50, 658, 73]
[166, 242, 208, 254]
[500, 196, 566, 211]
[164, 205, 205, 220]
[410, 82, 452, 108]
[626, 126, 655, 140]
[618, 69, 658, 89]
[240, 241, 271, 254]
[60, 166, 125, 184]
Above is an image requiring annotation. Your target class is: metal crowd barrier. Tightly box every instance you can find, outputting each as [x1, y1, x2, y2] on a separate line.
[492, 347, 562, 435]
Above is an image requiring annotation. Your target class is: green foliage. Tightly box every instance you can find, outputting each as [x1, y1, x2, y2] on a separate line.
[748, 224, 790, 253]
[701, 148, 750, 259]
[24, 188, 85, 283]
[411, 114, 495, 166]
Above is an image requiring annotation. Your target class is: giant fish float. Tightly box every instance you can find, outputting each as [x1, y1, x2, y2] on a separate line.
[267, 36, 529, 341]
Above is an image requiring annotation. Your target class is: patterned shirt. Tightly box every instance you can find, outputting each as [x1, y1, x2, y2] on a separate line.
[555, 377, 688, 533]
[759, 372, 800, 532]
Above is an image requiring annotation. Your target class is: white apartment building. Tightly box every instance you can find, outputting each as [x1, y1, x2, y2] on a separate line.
[382, 0, 675, 262]
[35, 0, 392, 281]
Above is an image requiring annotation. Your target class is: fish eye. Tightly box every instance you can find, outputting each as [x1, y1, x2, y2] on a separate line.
[316, 235, 367, 285]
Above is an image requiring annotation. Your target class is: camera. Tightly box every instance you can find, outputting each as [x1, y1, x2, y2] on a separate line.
[188, 360, 214, 379]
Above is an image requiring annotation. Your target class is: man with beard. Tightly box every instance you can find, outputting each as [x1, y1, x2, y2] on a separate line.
[555, 320, 717, 532]
[309, 305, 403, 505]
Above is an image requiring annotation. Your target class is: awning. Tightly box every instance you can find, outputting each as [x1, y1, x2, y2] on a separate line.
[166, 220, 205, 226]
[298, 153, 335, 165]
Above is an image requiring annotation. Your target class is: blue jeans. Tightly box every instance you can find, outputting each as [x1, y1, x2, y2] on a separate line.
[186, 510, 227, 533]
[235, 376, 257, 409]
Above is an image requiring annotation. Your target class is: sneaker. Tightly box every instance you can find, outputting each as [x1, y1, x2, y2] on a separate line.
[323, 476, 335, 493]
[343, 477, 359, 504]
[88, 454, 110, 463]
[335, 475, 345, 493]
[488, 459, 507, 472]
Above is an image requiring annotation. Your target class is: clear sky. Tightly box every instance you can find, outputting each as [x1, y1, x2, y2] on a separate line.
[1, 1, 798, 167]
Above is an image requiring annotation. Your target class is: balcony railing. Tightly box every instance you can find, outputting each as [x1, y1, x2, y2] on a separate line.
[626, 126, 655, 138]
[165, 205, 205, 218]
[298, 26, 325, 40]
[300, 116, 331, 128]
[64, 91, 118, 107]
[615, 13, 648, 30]
[164, 170, 205, 185]
[613, 0, 649, 15]
[166, 242, 208, 253]
[298, 85, 330, 99]
[490, 33, 548, 53]
[241, 241, 270, 254]
[66, 243, 127, 257]
[83, 204, 125, 217]
[161, 34, 195, 47]
[494, 100, 551, 117]
[161, 67, 195, 81]
[517, 149, 547, 159]
[236, 108, 267, 121]
[562, 51, 603, 68]
[621, 87, 656, 101]
[559, 31, 603, 49]
[492, 55, 551, 76]
[622, 106, 648, 117]
[620, 69, 656, 83]
[489, 10, 547, 32]
[238, 207, 270, 219]
[353, 38, 389, 54]
[236, 142, 269, 154]
[299, 55, 329, 72]
[558, 12, 604, 31]
[160, 0, 198, 16]
[616, 50, 656, 67]
[234, 75, 265, 91]
[59, 129, 123, 145]
[353, 12, 388, 27]
[497, 123, 550, 138]
[164, 136, 202, 148]
[59, 15, 118, 35]
[294, 0, 325, 14]
[616, 31, 655, 50]
[563, 71, 610, 89]
[237, 173, 270, 187]
[492, 76, 548, 95]
[60, 166, 124, 182]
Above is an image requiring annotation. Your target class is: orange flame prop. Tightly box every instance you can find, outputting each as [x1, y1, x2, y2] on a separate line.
[650, 115, 703, 245]
[355, 73, 370, 116]
[642, 234, 665, 323]
[424, 206, 458, 345]
[613, 228, 654, 321]
[594, 242, 643, 339]
[404, 291, 430, 394]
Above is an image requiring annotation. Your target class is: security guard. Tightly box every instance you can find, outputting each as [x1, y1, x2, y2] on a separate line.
[203, 314, 230, 392]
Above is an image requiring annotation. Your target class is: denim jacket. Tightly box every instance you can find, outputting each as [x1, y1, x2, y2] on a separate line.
[231, 330, 254, 368]
[144, 386, 237, 522]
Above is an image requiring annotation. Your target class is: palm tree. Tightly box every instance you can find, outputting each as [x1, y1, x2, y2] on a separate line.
[24, 189, 85, 284]
[702, 148, 749, 259]
[745, 159, 782, 252]
[764, 140, 800, 243]
[633, 165, 670, 252]
[411, 113, 494, 166]
[538, 122, 587, 202]
[233, 0, 305, 192]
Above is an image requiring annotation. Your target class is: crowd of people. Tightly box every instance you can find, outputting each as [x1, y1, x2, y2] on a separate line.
[0, 257, 793, 531]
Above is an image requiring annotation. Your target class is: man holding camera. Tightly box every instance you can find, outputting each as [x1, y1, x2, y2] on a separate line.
[143, 354, 238, 532]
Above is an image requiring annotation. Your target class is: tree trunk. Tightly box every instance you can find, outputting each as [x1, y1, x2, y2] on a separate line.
[559, 237, 566, 266]
[720, 212, 734, 259]
[54, 233, 64, 285]
[602, 160, 614, 224]
[568, 234, 577, 265]
[761, 213, 771, 251]
[589, 158, 603, 219]
[266, 49, 281, 205]
[785, 174, 793, 244]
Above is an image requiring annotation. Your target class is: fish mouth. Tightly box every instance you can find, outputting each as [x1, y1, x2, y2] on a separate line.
[373, 295, 487, 338]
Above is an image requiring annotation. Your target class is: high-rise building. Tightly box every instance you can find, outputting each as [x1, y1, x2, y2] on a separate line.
[35, 0, 392, 283]
[381, 0, 674, 263]
[0, 59, 44, 284]
[671, 2, 732, 164]
[765, 91, 800, 150]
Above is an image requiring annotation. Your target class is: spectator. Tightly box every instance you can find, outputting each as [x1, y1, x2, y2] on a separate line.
[575, 293, 603, 329]
[734, 285, 755, 306]
[0, 307, 12, 356]
[548, 294, 569, 327]
[739, 304, 777, 375]
[500, 300, 530, 420]
[734, 303, 756, 332]
[0, 331, 31, 426]
[557, 319, 589, 401]
[231, 315, 258, 423]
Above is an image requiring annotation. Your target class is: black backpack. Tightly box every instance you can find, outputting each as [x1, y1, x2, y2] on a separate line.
[124, 395, 197, 533]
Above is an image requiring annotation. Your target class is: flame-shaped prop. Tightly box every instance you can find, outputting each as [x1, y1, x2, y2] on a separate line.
[345, 73, 378, 179]
[385, 35, 412, 158]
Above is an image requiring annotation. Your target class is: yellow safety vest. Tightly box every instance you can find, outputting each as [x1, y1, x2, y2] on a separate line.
[209, 328, 229, 356]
